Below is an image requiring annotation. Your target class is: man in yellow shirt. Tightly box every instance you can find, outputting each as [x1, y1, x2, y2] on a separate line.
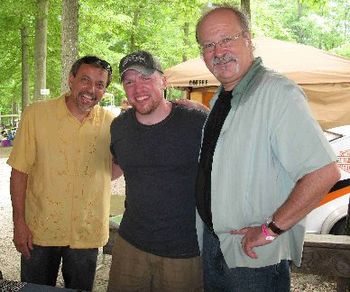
[8, 56, 120, 290]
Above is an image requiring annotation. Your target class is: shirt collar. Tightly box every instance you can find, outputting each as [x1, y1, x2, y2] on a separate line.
[57, 92, 98, 122]
[232, 57, 263, 96]
[211, 57, 264, 107]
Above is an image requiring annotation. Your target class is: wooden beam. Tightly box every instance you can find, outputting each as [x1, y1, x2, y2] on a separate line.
[293, 234, 350, 292]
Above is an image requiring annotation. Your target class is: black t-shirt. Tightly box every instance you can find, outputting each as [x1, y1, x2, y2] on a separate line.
[110, 103, 207, 258]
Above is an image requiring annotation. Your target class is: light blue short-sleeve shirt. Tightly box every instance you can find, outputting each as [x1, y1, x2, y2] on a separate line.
[198, 58, 337, 268]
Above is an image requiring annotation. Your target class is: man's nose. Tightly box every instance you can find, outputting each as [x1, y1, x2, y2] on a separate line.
[85, 81, 96, 94]
[134, 79, 145, 92]
[213, 43, 225, 55]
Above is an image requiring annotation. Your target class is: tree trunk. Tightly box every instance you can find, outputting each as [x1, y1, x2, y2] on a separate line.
[297, 0, 303, 43]
[130, 9, 140, 52]
[297, 0, 302, 19]
[182, 22, 189, 62]
[21, 26, 30, 111]
[11, 101, 17, 126]
[241, 0, 251, 24]
[344, 7, 349, 40]
[34, 0, 48, 101]
[61, 0, 79, 94]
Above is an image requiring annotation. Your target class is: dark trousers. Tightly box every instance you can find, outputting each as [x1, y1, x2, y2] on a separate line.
[203, 226, 291, 292]
[21, 245, 98, 291]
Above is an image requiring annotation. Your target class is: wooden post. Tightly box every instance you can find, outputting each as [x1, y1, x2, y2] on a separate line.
[337, 278, 350, 292]
[293, 234, 350, 292]
[346, 196, 350, 235]
[342, 196, 350, 291]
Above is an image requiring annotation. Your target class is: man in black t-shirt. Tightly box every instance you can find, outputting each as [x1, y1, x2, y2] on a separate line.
[107, 51, 208, 292]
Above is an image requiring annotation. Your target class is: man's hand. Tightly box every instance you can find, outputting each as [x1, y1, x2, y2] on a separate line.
[112, 162, 123, 181]
[13, 220, 33, 259]
[174, 99, 210, 113]
[230, 226, 272, 259]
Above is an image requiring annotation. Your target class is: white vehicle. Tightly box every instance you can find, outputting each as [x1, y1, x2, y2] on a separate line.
[305, 125, 350, 234]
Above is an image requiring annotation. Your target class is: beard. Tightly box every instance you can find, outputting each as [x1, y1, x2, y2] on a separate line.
[76, 92, 98, 112]
[131, 97, 162, 116]
[211, 53, 240, 77]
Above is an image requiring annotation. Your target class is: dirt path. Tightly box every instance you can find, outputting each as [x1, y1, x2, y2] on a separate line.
[0, 158, 20, 281]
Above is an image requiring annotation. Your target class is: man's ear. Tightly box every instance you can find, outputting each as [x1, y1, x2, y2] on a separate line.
[68, 74, 74, 89]
[161, 76, 167, 89]
[242, 31, 252, 47]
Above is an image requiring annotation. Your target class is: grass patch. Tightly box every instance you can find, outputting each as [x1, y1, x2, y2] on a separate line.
[110, 195, 125, 216]
[110, 214, 123, 225]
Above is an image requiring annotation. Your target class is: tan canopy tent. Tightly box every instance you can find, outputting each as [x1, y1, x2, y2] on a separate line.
[165, 37, 350, 129]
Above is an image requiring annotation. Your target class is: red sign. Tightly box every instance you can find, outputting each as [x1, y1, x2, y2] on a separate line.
[338, 149, 350, 173]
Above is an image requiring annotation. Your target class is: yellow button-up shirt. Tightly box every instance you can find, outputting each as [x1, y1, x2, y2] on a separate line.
[8, 94, 115, 248]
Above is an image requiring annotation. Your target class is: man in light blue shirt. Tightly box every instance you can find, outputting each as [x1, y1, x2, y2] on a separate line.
[195, 4, 340, 291]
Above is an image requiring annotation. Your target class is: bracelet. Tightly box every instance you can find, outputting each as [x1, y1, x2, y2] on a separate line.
[261, 224, 276, 241]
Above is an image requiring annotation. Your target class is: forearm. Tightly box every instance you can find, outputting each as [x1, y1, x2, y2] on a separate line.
[174, 99, 210, 113]
[237, 162, 340, 258]
[272, 162, 340, 231]
[10, 168, 28, 224]
[10, 168, 34, 257]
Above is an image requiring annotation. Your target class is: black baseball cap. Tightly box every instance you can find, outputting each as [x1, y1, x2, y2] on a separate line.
[119, 51, 163, 81]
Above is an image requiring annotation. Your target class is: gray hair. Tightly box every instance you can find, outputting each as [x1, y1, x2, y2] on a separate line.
[195, 4, 251, 43]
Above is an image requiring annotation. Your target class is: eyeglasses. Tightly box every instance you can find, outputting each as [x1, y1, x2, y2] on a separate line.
[200, 31, 243, 54]
[83, 56, 113, 76]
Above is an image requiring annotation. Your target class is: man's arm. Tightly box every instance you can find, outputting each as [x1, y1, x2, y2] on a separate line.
[174, 98, 210, 113]
[10, 168, 33, 259]
[272, 162, 340, 230]
[112, 161, 123, 181]
[235, 162, 340, 258]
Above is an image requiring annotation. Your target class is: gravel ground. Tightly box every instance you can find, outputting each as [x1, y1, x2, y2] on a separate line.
[0, 157, 337, 291]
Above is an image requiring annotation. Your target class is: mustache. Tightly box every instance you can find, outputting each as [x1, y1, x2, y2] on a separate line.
[212, 54, 238, 66]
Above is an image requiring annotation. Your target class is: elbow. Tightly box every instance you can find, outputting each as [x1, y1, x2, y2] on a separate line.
[333, 164, 341, 183]
[328, 162, 341, 187]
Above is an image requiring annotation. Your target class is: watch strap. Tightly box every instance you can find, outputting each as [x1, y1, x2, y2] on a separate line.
[267, 219, 285, 235]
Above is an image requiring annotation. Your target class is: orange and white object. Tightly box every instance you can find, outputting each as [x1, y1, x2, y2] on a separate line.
[306, 125, 350, 234]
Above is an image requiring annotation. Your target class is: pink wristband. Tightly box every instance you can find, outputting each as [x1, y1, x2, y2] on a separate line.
[261, 224, 276, 241]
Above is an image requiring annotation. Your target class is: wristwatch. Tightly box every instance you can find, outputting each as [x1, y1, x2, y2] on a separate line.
[266, 216, 285, 235]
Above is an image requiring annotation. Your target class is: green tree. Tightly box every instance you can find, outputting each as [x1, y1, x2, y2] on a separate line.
[241, 0, 251, 22]
[21, 26, 30, 111]
[61, 0, 79, 93]
[0, 0, 349, 115]
[0, 0, 36, 117]
[34, 0, 49, 101]
[252, 0, 349, 53]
